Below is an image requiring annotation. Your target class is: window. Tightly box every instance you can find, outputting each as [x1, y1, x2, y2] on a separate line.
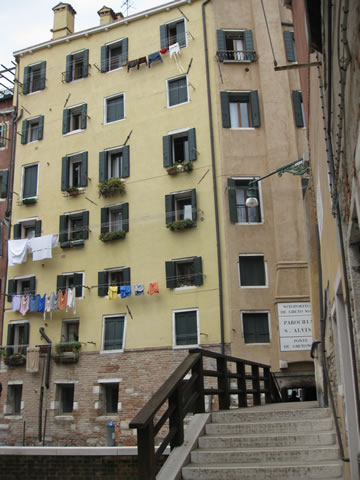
[0, 122, 8, 148]
[22, 164, 38, 200]
[165, 189, 197, 223]
[242, 312, 270, 343]
[57, 273, 83, 298]
[56, 384, 74, 414]
[21, 116, 44, 144]
[6, 384, 23, 415]
[284, 31, 297, 62]
[65, 49, 89, 81]
[160, 18, 186, 48]
[61, 153, 88, 191]
[59, 211, 89, 247]
[61, 319, 79, 342]
[239, 255, 267, 287]
[217, 30, 255, 62]
[100, 203, 129, 236]
[105, 94, 125, 123]
[22, 62, 46, 94]
[166, 257, 203, 288]
[101, 39, 128, 72]
[163, 128, 196, 167]
[0, 170, 8, 198]
[99, 382, 119, 414]
[98, 268, 130, 296]
[173, 309, 199, 347]
[8, 277, 36, 303]
[99, 146, 130, 181]
[13, 219, 42, 240]
[6, 322, 30, 354]
[220, 91, 260, 128]
[292, 91, 305, 128]
[62, 104, 87, 134]
[167, 76, 188, 107]
[227, 179, 262, 223]
[102, 315, 126, 350]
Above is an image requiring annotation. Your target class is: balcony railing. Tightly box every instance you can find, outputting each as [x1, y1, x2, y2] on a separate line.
[217, 49, 256, 62]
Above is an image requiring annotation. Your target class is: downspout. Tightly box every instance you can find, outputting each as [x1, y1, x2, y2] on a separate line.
[39, 328, 52, 442]
[202, 0, 225, 354]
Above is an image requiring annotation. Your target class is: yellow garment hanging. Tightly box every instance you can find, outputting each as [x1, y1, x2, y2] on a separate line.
[108, 286, 118, 300]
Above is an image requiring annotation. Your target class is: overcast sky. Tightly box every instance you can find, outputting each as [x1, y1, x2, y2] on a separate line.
[1, 0, 170, 69]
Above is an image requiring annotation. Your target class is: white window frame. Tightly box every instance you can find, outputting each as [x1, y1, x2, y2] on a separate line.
[25, 116, 42, 144]
[173, 257, 199, 290]
[105, 146, 125, 179]
[8, 320, 29, 354]
[0, 169, 7, 202]
[163, 17, 188, 48]
[13, 276, 35, 296]
[97, 380, 121, 416]
[104, 93, 125, 124]
[238, 254, 268, 288]
[54, 381, 77, 417]
[5, 382, 23, 416]
[64, 103, 86, 135]
[61, 318, 80, 342]
[222, 29, 248, 62]
[27, 62, 43, 95]
[61, 271, 84, 299]
[68, 153, 83, 188]
[166, 75, 189, 109]
[233, 176, 264, 224]
[21, 162, 39, 200]
[172, 308, 199, 349]
[0, 121, 9, 149]
[241, 310, 271, 344]
[227, 91, 254, 130]
[64, 209, 86, 242]
[105, 38, 127, 73]
[69, 49, 87, 82]
[100, 314, 127, 354]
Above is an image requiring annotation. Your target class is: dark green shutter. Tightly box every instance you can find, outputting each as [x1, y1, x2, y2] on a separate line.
[228, 178, 237, 223]
[21, 120, 29, 144]
[81, 104, 87, 130]
[101, 207, 109, 234]
[80, 152, 88, 187]
[81, 211, 89, 239]
[1, 170, 8, 198]
[240, 256, 266, 286]
[163, 135, 172, 167]
[104, 317, 124, 350]
[73, 273, 83, 297]
[165, 194, 175, 224]
[191, 189, 197, 221]
[284, 31, 296, 62]
[220, 92, 230, 128]
[59, 215, 68, 244]
[98, 271, 108, 296]
[13, 224, 21, 240]
[160, 24, 167, 49]
[216, 30, 226, 61]
[83, 49, 89, 77]
[35, 220, 42, 237]
[61, 156, 70, 191]
[175, 311, 197, 345]
[250, 91, 261, 127]
[176, 20, 186, 47]
[23, 165, 38, 198]
[7, 324, 15, 354]
[62, 109, 70, 134]
[122, 203, 129, 232]
[23, 66, 30, 95]
[122, 38, 128, 64]
[22, 322, 30, 354]
[122, 267, 131, 285]
[244, 30, 255, 61]
[192, 257, 203, 286]
[37, 116, 44, 140]
[99, 152, 107, 182]
[65, 54, 73, 82]
[56, 274, 66, 294]
[165, 261, 176, 288]
[292, 91, 304, 127]
[100, 45, 107, 72]
[39, 62, 46, 90]
[122, 146, 130, 178]
[7, 279, 16, 303]
[29, 276, 36, 295]
[188, 128, 197, 161]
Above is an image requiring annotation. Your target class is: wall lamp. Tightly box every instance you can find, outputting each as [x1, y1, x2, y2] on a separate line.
[245, 156, 310, 208]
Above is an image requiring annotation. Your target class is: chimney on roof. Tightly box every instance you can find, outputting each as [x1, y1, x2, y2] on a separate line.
[98, 6, 124, 25]
[51, 3, 76, 40]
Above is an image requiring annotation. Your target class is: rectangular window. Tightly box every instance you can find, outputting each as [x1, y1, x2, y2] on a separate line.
[100, 203, 129, 237]
[217, 30, 255, 62]
[56, 384, 74, 414]
[61, 152, 88, 191]
[242, 312, 270, 343]
[292, 91, 305, 128]
[6, 322, 30, 355]
[167, 76, 188, 107]
[0, 169, 8, 198]
[103, 315, 125, 351]
[239, 255, 266, 287]
[61, 319, 79, 342]
[284, 30, 297, 62]
[100, 383, 119, 414]
[7, 384, 23, 415]
[163, 128, 196, 167]
[227, 178, 262, 223]
[59, 211, 89, 247]
[105, 94, 125, 123]
[22, 62, 46, 94]
[101, 39, 128, 72]
[98, 268, 130, 296]
[21, 116, 44, 145]
[22, 164, 38, 200]
[0, 122, 8, 148]
[165, 189, 197, 224]
[221, 91, 260, 128]
[65, 49, 89, 82]
[13, 219, 41, 240]
[173, 309, 199, 347]
[57, 272, 83, 298]
[160, 18, 186, 48]
[166, 257, 203, 288]
[99, 146, 130, 181]
[62, 104, 87, 134]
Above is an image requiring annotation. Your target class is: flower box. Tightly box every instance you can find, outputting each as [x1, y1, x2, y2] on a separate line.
[54, 342, 81, 364]
[4, 354, 26, 367]
[98, 179, 126, 198]
[99, 230, 126, 242]
[22, 197, 37, 205]
[166, 162, 193, 175]
[166, 219, 196, 232]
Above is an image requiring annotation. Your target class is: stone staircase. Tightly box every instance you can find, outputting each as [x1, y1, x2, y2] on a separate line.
[181, 401, 344, 480]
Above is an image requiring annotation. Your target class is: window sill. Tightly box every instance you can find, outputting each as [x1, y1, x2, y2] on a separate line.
[167, 100, 190, 109]
[105, 118, 126, 125]
[96, 415, 120, 422]
[26, 140, 39, 145]
[174, 285, 197, 291]
[100, 349, 124, 354]
[55, 415, 74, 421]
[22, 197, 38, 205]
[223, 59, 252, 64]
[60, 239, 85, 249]
[63, 129, 85, 136]
[240, 285, 268, 289]
[4, 415, 23, 420]
[25, 90, 42, 96]
[229, 127, 256, 131]
[173, 343, 199, 349]
[234, 222, 264, 225]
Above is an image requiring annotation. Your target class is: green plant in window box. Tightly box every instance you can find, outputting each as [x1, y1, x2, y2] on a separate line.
[22, 197, 37, 205]
[166, 219, 196, 231]
[99, 229, 126, 242]
[66, 186, 81, 196]
[166, 162, 193, 175]
[54, 341, 81, 363]
[98, 178, 126, 198]
[2, 351, 26, 366]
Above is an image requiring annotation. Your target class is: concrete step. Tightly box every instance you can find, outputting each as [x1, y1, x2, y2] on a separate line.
[198, 431, 337, 448]
[211, 407, 330, 424]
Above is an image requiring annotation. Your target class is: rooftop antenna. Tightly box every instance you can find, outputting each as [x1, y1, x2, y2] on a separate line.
[121, 0, 136, 16]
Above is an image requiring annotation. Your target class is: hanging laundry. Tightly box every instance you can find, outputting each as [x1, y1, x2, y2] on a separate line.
[169, 42, 180, 58]
[58, 289, 68, 310]
[147, 282, 159, 295]
[28, 234, 58, 261]
[8, 239, 29, 266]
[29, 295, 38, 312]
[66, 287, 76, 314]
[26, 346, 40, 373]
[134, 284, 145, 296]
[127, 60, 138, 72]
[148, 51, 163, 68]
[137, 56, 147, 68]
[11, 295, 21, 312]
[37, 294, 46, 313]
[20, 296, 30, 316]
[108, 286, 118, 300]
[51, 291, 59, 311]
[120, 285, 131, 298]
[45, 292, 54, 320]
[160, 47, 168, 55]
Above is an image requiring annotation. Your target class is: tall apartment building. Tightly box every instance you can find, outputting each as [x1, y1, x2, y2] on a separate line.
[0, 0, 310, 446]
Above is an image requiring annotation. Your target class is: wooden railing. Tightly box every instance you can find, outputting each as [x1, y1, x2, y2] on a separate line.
[129, 348, 278, 480]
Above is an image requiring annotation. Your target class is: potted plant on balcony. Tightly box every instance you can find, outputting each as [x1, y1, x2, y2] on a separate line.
[99, 229, 127, 242]
[66, 186, 81, 196]
[98, 178, 126, 198]
[166, 162, 193, 175]
[166, 219, 196, 232]
[1, 349, 26, 367]
[54, 341, 82, 364]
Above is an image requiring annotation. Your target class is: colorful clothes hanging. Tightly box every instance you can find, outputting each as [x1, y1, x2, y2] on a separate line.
[147, 282, 159, 295]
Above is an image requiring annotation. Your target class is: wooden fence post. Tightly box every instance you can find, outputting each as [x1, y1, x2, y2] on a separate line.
[217, 357, 230, 410]
[137, 421, 156, 480]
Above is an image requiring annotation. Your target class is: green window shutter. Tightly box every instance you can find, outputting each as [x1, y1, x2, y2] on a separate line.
[101, 207, 109, 234]
[39, 62, 46, 90]
[22, 322, 30, 354]
[228, 178, 237, 223]
[59, 215, 68, 244]
[100, 45, 108, 72]
[292, 91, 304, 127]
[188, 128, 197, 161]
[80, 152, 88, 187]
[23, 66, 30, 95]
[122, 146, 130, 178]
[81, 104, 87, 130]
[216, 30, 226, 61]
[35, 220, 42, 237]
[21, 120, 29, 144]
[104, 317, 124, 350]
[122, 38, 128, 64]
[73, 273, 83, 297]
[37, 116, 44, 140]
[23, 165, 38, 198]
[13, 224, 21, 240]
[176, 20, 186, 47]
[220, 92, 230, 128]
[169, 77, 187, 106]
[175, 311, 197, 345]
[65, 54, 73, 82]
[165, 194, 175, 224]
[122, 267, 131, 285]
[61, 156, 70, 191]
[7, 279, 16, 303]
[62, 109, 70, 134]
[98, 271, 108, 296]
[122, 203, 129, 232]
[284, 31, 296, 62]
[56, 274, 66, 293]
[7, 323, 15, 355]
[160, 24, 168, 49]
[163, 135, 172, 167]
[1, 170, 8, 198]
[81, 211, 89, 239]
[165, 261, 176, 288]
[83, 49, 89, 77]
[29, 276, 36, 295]
[99, 151, 107, 182]
[191, 189, 197, 221]
[250, 91, 261, 127]
[192, 257, 203, 286]
[244, 30, 255, 61]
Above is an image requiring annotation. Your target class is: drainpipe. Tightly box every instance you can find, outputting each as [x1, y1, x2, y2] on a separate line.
[202, 0, 225, 354]
[39, 328, 52, 442]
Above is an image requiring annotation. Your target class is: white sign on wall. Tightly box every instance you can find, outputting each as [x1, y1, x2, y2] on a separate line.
[277, 302, 312, 352]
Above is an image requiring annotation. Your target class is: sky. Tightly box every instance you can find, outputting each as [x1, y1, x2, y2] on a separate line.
[1, 0, 170, 69]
